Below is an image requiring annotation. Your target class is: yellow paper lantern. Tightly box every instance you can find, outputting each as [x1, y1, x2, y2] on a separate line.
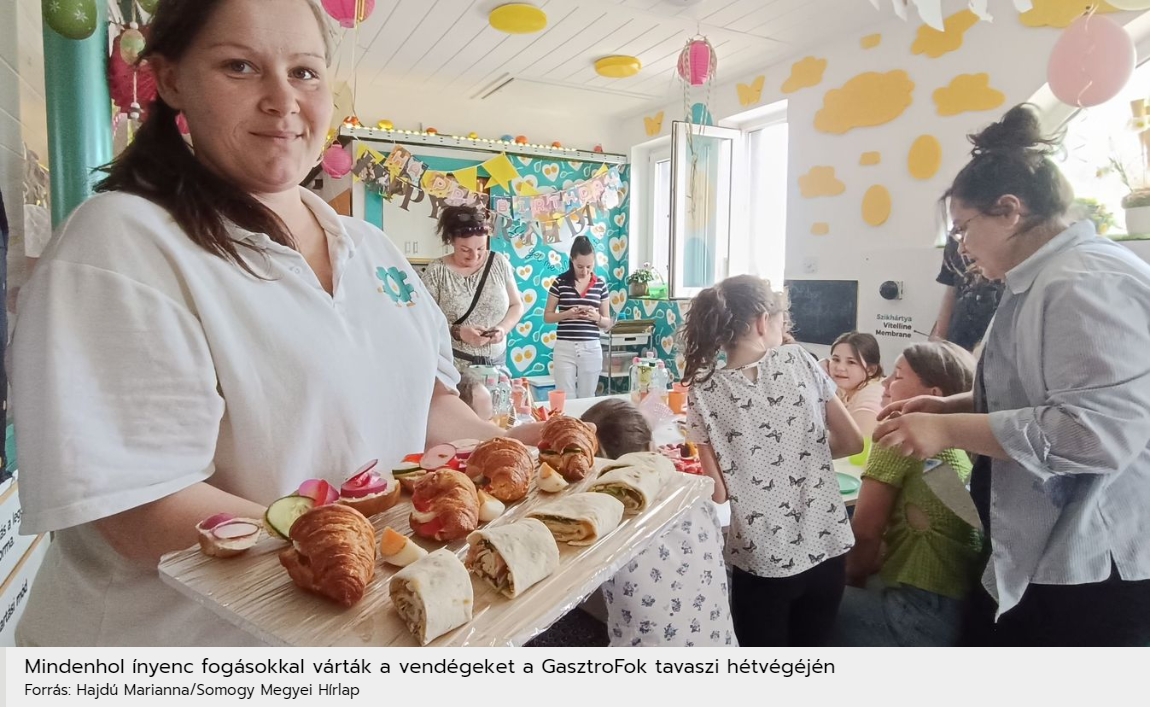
[489, 3, 547, 34]
[594, 55, 642, 79]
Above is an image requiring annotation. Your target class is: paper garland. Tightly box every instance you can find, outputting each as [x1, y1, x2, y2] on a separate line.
[352, 144, 623, 246]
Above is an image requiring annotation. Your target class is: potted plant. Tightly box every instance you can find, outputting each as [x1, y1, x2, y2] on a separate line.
[1070, 197, 1118, 235]
[1122, 188, 1150, 236]
[627, 263, 658, 298]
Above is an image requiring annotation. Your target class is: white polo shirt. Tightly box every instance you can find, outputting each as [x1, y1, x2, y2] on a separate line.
[10, 187, 457, 646]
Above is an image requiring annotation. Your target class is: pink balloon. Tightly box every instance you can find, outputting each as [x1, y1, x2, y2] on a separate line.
[322, 144, 352, 178]
[321, 0, 375, 29]
[1047, 13, 1135, 108]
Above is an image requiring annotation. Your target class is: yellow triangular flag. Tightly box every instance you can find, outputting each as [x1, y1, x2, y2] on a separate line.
[355, 144, 385, 162]
[483, 153, 519, 189]
[513, 180, 539, 196]
[453, 166, 479, 192]
[594, 163, 609, 176]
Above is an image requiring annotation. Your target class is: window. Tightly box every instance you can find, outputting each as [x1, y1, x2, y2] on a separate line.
[652, 157, 671, 278]
[1056, 60, 1149, 237]
[745, 118, 788, 285]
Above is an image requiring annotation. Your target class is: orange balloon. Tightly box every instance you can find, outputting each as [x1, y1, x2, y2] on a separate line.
[515, 135, 528, 144]
[425, 127, 438, 135]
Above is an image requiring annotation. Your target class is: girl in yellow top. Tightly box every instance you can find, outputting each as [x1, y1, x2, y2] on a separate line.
[836, 341, 983, 646]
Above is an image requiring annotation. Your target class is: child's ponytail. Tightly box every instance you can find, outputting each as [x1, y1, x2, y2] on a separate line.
[680, 275, 788, 384]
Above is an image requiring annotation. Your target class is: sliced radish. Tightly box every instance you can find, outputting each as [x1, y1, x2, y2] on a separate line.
[449, 439, 481, 461]
[197, 513, 235, 531]
[351, 459, 379, 477]
[212, 521, 261, 540]
[420, 443, 457, 470]
[340, 467, 390, 499]
[297, 479, 339, 505]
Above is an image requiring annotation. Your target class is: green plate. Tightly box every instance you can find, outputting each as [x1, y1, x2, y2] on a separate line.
[837, 472, 861, 496]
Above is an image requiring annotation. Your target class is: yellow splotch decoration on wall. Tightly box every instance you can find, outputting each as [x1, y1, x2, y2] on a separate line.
[798, 166, 846, 198]
[861, 33, 881, 49]
[814, 70, 915, 134]
[811, 222, 830, 235]
[908, 135, 942, 180]
[860, 152, 881, 166]
[1020, 0, 1120, 28]
[933, 73, 1005, 116]
[644, 111, 664, 137]
[737, 75, 766, 107]
[781, 56, 827, 94]
[911, 10, 979, 58]
[862, 185, 892, 226]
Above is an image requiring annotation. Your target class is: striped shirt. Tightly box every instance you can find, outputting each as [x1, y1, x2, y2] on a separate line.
[976, 219, 1149, 617]
[549, 274, 608, 341]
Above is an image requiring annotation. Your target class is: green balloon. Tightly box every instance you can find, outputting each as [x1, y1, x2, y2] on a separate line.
[43, 0, 98, 40]
[137, 0, 160, 13]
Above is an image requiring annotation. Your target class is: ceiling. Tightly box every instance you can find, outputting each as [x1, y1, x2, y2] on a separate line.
[334, 0, 889, 118]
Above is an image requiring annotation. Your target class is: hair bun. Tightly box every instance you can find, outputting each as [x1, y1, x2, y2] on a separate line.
[969, 103, 1059, 158]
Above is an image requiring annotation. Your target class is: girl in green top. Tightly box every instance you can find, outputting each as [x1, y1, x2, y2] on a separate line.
[835, 341, 983, 646]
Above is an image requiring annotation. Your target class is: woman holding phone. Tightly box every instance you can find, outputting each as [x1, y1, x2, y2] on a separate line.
[544, 235, 612, 399]
[422, 205, 524, 373]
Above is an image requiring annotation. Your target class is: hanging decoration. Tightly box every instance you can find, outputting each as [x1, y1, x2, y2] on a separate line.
[677, 35, 717, 230]
[44, 0, 98, 40]
[869, 0, 1039, 28]
[677, 36, 716, 87]
[1046, 8, 1135, 108]
[350, 144, 621, 247]
[322, 143, 353, 178]
[321, 0, 376, 29]
[109, 29, 156, 122]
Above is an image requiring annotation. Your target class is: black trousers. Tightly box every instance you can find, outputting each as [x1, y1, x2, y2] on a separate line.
[961, 562, 1150, 647]
[731, 556, 846, 647]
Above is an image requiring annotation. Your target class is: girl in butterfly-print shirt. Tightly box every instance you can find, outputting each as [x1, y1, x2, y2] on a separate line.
[683, 275, 864, 647]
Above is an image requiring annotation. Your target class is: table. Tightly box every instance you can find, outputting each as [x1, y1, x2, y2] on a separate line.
[158, 462, 712, 647]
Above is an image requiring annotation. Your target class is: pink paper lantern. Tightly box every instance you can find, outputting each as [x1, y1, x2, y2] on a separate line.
[677, 38, 716, 87]
[322, 144, 352, 178]
[321, 0, 376, 29]
[1047, 13, 1135, 108]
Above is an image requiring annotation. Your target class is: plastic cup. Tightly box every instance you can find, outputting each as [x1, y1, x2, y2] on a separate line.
[848, 435, 872, 467]
[668, 390, 687, 414]
[548, 390, 566, 414]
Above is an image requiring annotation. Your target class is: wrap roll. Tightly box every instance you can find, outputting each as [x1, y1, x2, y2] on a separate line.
[465, 518, 559, 598]
[389, 549, 474, 645]
[589, 460, 670, 514]
[528, 492, 624, 546]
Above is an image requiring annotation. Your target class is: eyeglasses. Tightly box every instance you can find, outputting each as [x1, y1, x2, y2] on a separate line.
[948, 214, 984, 242]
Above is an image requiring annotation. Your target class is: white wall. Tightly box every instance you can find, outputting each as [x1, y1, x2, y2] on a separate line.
[622, 3, 1150, 367]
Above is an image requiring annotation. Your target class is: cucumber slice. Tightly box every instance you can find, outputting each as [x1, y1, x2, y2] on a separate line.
[264, 494, 315, 540]
[392, 463, 424, 477]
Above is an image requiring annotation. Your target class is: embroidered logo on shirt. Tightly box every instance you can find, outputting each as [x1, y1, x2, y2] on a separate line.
[375, 266, 417, 306]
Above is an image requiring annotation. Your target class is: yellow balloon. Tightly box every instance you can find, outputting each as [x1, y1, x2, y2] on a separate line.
[377, 119, 394, 130]
[467, 132, 479, 139]
[1106, 0, 1149, 10]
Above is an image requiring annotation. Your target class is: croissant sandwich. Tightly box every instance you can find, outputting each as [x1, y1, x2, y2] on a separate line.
[409, 469, 479, 542]
[468, 437, 533, 503]
[538, 416, 598, 481]
[278, 504, 376, 607]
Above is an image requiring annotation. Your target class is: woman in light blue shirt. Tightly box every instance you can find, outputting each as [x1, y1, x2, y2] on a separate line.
[874, 105, 1149, 646]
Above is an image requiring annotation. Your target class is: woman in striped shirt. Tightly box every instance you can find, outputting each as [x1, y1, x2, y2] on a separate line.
[544, 235, 611, 398]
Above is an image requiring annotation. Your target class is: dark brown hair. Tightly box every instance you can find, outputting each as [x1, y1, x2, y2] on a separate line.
[96, 0, 331, 277]
[580, 398, 652, 459]
[831, 331, 884, 382]
[456, 370, 484, 410]
[437, 205, 488, 246]
[899, 341, 975, 398]
[944, 103, 1073, 229]
[680, 275, 789, 384]
[558, 235, 595, 286]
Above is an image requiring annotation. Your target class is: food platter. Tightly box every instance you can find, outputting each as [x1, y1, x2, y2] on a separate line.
[158, 461, 712, 647]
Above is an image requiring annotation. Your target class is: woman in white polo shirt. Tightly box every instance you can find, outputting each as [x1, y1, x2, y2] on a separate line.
[9, 0, 536, 646]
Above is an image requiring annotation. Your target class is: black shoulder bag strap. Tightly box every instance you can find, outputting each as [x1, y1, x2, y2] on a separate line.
[453, 252, 496, 326]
